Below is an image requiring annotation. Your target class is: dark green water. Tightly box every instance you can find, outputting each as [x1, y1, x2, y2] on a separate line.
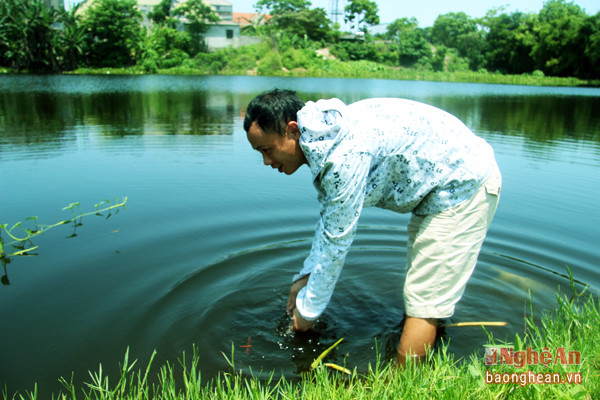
[1, 75, 599, 397]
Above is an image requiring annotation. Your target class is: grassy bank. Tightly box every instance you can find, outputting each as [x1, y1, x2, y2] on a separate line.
[3, 52, 598, 87]
[65, 62, 598, 88]
[7, 283, 599, 400]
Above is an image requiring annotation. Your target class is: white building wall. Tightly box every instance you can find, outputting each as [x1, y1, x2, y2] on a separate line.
[204, 24, 240, 51]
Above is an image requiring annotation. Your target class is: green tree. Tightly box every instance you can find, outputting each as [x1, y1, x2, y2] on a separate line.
[531, 0, 590, 77]
[583, 13, 600, 78]
[278, 8, 332, 42]
[148, 0, 172, 25]
[255, 0, 311, 14]
[386, 17, 431, 67]
[254, 0, 333, 42]
[0, 0, 61, 72]
[331, 40, 384, 63]
[58, 3, 89, 71]
[344, 0, 379, 33]
[429, 45, 447, 72]
[81, 0, 143, 67]
[431, 12, 477, 48]
[431, 12, 486, 70]
[172, 0, 219, 42]
[386, 17, 418, 40]
[455, 30, 487, 70]
[483, 9, 536, 74]
[141, 25, 192, 71]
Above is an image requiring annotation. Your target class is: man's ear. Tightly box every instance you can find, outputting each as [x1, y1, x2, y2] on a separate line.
[286, 121, 300, 139]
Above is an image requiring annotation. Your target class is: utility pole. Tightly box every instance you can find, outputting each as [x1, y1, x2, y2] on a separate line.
[330, 0, 344, 24]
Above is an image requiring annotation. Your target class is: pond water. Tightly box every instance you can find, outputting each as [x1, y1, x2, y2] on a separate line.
[1, 75, 599, 397]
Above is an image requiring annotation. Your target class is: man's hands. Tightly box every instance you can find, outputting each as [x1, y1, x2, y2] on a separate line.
[286, 275, 314, 332]
[286, 275, 309, 315]
[291, 308, 314, 331]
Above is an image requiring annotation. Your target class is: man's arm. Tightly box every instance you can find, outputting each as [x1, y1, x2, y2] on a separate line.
[290, 154, 372, 325]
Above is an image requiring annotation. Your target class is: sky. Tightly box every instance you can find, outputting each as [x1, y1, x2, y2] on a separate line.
[65, 0, 600, 28]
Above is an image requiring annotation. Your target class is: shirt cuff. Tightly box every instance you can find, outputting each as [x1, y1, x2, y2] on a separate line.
[295, 286, 322, 321]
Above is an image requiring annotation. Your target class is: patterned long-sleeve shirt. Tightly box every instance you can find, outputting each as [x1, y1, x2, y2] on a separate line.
[293, 98, 498, 321]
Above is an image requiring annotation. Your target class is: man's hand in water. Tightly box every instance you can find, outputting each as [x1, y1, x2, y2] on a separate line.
[286, 275, 314, 331]
[286, 275, 309, 315]
[291, 308, 314, 331]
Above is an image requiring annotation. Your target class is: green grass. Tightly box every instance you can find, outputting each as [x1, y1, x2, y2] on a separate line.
[58, 63, 598, 87]
[7, 280, 599, 400]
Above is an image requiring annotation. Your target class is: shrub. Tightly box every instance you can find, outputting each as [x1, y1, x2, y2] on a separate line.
[257, 52, 282, 75]
[532, 69, 545, 78]
[159, 49, 190, 69]
[190, 52, 225, 73]
[225, 53, 257, 73]
[141, 58, 158, 73]
[281, 48, 316, 70]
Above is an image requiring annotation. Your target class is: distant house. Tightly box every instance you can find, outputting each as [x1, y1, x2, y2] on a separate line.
[232, 12, 271, 30]
[136, 0, 240, 51]
[207, 0, 232, 20]
[76, 0, 242, 51]
[232, 12, 271, 47]
[197, 0, 240, 51]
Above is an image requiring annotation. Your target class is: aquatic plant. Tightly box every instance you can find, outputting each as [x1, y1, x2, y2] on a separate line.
[0, 197, 127, 285]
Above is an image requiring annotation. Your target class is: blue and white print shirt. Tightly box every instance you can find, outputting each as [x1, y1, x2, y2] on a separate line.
[293, 98, 498, 321]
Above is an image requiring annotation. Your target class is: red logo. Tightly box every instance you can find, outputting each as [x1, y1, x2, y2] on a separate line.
[485, 347, 498, 365]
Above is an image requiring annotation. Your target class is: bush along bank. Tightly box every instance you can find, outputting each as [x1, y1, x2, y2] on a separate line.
[71, 39, 598, 88]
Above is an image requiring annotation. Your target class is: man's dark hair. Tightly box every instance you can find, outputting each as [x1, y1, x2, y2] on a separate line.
[243, 89, 305, 135]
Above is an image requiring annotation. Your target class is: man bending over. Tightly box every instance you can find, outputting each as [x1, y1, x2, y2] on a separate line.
[244, 89, 501, 365]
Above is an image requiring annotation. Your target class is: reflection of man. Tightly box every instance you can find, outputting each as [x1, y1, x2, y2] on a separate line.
[244, 89, 501, 365]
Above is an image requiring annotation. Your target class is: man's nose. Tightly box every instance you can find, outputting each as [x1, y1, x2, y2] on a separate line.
[262, 154, 272, 166]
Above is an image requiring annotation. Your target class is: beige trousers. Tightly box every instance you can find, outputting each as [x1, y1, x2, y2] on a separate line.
[403, 166, 502, 319]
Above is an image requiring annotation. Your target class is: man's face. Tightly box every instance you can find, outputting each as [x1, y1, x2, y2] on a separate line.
[246, 121, 306, 175]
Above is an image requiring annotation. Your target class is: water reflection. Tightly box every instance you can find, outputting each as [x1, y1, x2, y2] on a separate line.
[438, 95, 600, 143]
[0, 88, 239, 142]
[0, 92, 68, 139]
[2, 76, 599, 148]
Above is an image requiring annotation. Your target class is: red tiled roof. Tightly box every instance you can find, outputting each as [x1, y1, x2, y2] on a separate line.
[232, 12, 271, 26]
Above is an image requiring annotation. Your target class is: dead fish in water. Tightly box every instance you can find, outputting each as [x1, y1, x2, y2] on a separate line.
[490, 265, 554, 295]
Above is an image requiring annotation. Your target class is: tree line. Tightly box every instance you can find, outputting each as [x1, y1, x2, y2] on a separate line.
[1, 0, 598, 80]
